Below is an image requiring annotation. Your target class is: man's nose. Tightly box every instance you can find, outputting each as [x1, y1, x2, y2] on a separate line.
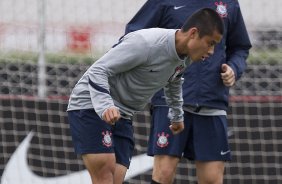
[208, 46, 215, 56]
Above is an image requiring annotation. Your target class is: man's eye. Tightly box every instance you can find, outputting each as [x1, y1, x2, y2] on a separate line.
[209, 42, 216, 47]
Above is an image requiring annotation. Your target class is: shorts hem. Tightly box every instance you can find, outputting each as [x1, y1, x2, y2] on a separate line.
[75, 149, 114, 155]
[147, 152, 182, 158]
[184, 157, 232, 162]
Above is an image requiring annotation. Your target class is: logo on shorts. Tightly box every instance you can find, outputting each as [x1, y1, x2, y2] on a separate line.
[220, 150, 230, 155]
[102, 131, 112, 147]
[215, 1, 228, 17]
[174, 5, 185, 10]
[157, 132, 169, 148]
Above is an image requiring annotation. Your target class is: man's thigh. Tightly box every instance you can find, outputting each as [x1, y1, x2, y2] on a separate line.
[183, 112, 231, 161]
[195, 161, 225, 183]
[68, 109, 135, 168]
[68, 109, 114, 154]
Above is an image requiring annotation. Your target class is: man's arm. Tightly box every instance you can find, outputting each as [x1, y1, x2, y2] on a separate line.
[225, 3, 252, 81]
[87, 33, 149, 121]
[163, 75, 184, 133]
[164, 76, 184, 123]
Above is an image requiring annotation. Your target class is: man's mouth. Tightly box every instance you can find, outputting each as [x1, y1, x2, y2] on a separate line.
[202, 54, 210, 61]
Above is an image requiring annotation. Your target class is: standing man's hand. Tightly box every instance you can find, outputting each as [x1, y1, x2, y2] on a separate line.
[102, 106, 120, 125]
[221, 64, 235, 87]
[169, 121, 184, 135]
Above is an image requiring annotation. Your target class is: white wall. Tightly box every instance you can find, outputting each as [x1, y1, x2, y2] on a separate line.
[0, 0, 281, 28]
[0, 0, 280, 53]
[239, 0, 282, 30]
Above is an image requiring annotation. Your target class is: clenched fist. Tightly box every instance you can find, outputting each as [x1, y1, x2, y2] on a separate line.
[102, 106, 121, 125]
[221, 64, 235, 87]
[169, 121, 184, 135]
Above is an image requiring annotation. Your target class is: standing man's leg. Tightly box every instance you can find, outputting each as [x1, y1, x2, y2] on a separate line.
[152, 155, 180, 184]
[82, 153, 116, 184]
[148, 106, 190, 184]
[196, 161, 225, 184]
[183, 112, 231, 184]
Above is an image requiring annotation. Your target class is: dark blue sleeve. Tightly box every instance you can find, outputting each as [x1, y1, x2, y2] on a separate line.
[125, 0, 165, 34]
[226, 2, 252, 80]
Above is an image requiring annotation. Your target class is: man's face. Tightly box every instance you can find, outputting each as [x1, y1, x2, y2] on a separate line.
[186, 29, 222, 62]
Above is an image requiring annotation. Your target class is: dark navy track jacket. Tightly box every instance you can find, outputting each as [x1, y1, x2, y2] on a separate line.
[125, 0, 252, 111]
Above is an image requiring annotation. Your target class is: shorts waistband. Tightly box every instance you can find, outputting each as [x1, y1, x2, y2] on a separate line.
[120, 112, 132, 120]
[183, 105, 227, 116]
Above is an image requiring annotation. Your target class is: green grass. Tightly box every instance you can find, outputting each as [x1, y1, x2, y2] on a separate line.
[0, 51, 99, 65]
[248, 48, 282, 65]
[0, 49, 281, 65]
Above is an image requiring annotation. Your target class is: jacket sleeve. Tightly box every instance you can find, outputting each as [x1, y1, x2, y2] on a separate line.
[226, 2, 252, 80]
[163, 77, 184, 122]
[87, 33, 149, 119]
[125, 0, 165, 34]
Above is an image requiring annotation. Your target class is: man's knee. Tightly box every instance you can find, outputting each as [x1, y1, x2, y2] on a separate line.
[198, 174, 223, 184]
[202, 173, 223, 184]
[151, 179, 161, 184]
[196, 161, 225, 184]
[153, 166, 175, 181]
[152, 155, 180, 184]
[82, 153, 116, 182]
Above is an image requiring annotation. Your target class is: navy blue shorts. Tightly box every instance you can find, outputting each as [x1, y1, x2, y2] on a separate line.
[147, 106, 231, 161]
[68, 109, 135, 168]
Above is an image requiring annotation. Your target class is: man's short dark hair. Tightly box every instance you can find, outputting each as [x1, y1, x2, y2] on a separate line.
[181, 8, 224, 38]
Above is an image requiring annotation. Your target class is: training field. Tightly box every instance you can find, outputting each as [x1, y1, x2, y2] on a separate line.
[0, 0, 281, 183]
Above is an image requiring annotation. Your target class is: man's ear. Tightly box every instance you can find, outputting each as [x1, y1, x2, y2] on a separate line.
[188, 27, 198, 39]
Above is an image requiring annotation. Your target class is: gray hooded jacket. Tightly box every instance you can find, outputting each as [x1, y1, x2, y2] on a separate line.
[67, 28, 190, 122]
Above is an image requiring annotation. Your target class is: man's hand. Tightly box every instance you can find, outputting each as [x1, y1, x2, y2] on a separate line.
[221, 64, 235, 87]
[102, 106, 120, 125]
[169, 121, 184, 135]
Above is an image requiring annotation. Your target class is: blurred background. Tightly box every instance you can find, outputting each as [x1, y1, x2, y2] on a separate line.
[0, 0, 281, 183]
